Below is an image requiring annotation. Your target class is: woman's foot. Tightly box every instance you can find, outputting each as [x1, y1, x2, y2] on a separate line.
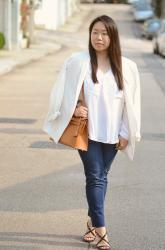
[95, 227, 111, 250]
[83, 218, 96, 243]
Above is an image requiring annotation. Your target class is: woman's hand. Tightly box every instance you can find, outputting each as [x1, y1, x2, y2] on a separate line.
[74, 106, 88, 119]
[116, 136, 128, 150]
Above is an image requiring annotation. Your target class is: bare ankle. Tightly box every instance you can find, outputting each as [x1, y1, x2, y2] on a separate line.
[88, 217, 94, 227]
[95, 227, 107, 235]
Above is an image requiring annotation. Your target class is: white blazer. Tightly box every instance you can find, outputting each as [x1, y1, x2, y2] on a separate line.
[43, 50, 141, 161]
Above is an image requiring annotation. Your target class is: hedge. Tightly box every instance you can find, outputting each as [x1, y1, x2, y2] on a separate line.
[0, 32, 5, 49]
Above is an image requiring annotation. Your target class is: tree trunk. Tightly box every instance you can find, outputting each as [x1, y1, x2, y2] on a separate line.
[155, 0, 162, 18]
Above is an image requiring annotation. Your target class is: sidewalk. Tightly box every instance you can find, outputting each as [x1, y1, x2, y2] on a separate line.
[0, 4, 91, 76]
[0, 3, 165, 250]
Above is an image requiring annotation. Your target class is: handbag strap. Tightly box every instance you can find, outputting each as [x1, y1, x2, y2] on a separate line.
[75, 82, 87, 123]
[81, 82, 86, 107]
[76, 82, 86, 108]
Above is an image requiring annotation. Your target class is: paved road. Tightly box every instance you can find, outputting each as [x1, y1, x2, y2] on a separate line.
[0, 4, 165, 250]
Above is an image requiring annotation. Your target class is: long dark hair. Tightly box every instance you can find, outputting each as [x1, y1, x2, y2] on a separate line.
[89, 15, 123, 90]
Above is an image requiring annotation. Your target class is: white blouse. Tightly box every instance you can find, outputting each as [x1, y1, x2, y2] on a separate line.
[84, 63, 129, 144]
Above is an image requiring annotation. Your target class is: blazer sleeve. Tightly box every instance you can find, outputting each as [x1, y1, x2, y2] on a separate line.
[119, 102, 129, 140]
[43, 58, 69, 123]
[133, 63, 141, 142]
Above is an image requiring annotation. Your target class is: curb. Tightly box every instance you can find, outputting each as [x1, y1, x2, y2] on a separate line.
[0, 42, 62, 76]
[0, 4, 92, 77]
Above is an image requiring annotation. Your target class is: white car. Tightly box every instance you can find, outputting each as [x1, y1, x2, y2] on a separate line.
[128, 0, 139, 4]
[93, 0, 105, 2]
[133, 4, 154, 21]
[153, 20, 165, 57]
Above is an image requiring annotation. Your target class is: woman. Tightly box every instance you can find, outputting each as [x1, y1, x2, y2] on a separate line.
[43, 15, 141, 250]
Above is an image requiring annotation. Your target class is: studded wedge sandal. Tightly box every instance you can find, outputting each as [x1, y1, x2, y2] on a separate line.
[95, 231, 111, 250]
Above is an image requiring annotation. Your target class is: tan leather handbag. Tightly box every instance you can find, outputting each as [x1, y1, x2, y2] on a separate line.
[58, 83, 88, 151]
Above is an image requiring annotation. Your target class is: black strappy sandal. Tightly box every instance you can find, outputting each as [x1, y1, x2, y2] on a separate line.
[82, 221, 96, 243]
[95, 231, 111, 250]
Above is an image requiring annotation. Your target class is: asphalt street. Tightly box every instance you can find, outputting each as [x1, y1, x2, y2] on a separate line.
[0, 3, 165, 250]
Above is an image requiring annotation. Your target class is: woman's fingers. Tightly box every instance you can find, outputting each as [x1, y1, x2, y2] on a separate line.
[81, 113, 88, 118]
[80, 106, 88, 112]
[83, 107, 88, 111]
[115, 142, 120, 150]
[116, 137, 128, 150]
[73, 106, 88, 118]
[80, 106, 88, 118]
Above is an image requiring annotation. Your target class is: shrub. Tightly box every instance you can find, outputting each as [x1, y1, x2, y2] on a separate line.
[0, 32, 5, 49]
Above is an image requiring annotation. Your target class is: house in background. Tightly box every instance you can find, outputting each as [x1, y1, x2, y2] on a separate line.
[35, 0, 80, 30]
[0, 0, 80, 50]
[0, 0, 21, 50]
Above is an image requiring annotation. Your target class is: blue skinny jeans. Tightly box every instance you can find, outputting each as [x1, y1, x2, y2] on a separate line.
[78, 139, 118, 228]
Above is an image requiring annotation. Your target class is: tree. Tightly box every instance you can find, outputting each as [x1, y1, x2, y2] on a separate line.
[20, 0, 37, 48]
[20, 0, 30, 47]
[29, 0, 35, 46]
[154, 0, 162, 18]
